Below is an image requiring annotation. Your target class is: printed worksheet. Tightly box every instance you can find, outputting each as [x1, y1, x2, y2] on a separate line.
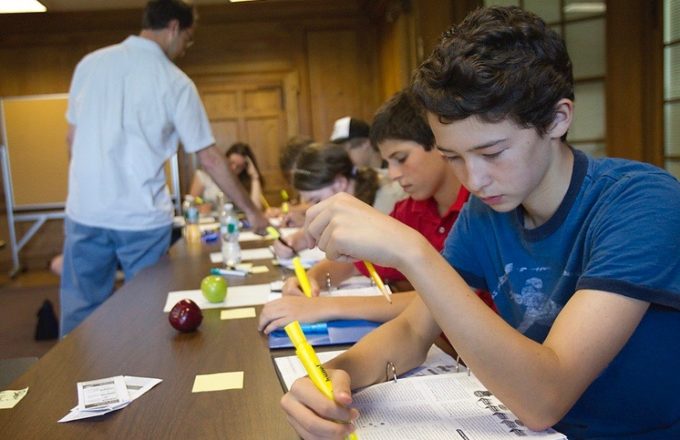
[351, 373, 567, 439]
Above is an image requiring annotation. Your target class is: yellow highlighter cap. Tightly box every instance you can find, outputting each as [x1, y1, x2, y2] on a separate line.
[266, 226, 280, 239]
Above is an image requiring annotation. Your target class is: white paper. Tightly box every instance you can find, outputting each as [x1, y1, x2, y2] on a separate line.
[164, 284, 273, 312]
[210, 247, 274, 263]
[60, 376, 162, 423]
[274, 345, 459, 392]
[277, 247, 326, 269]
[267, 276, 381, 297]
[351, 373, 567, 439]
[239, 227, 299, 243]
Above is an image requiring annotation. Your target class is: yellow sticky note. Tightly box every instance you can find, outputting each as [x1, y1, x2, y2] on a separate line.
[192, 372, 244, 393]
[220, 308, 256, 320]
[249, 265, 269, 274]
[235, 263, 253, 271]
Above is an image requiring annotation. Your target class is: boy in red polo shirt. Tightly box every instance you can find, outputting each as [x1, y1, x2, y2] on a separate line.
[258, 90, 492, 333]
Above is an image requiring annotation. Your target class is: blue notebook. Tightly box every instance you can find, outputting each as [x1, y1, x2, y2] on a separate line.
[268, 320, 381, 349]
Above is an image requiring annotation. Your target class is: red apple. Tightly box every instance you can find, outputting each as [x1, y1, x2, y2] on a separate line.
[168, 299, 203, 332]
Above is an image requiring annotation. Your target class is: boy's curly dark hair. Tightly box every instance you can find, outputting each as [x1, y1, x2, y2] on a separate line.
[412, 6, 573, 138]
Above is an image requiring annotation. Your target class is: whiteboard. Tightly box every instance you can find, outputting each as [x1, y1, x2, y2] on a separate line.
[0, 94, 69, 209]
[0, 93, 178, 210]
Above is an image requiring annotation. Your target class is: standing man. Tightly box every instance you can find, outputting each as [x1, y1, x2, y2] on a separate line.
[61, 0, 268, 337]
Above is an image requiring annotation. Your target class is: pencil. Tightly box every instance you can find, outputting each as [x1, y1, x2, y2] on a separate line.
[364, 261, 392, 304]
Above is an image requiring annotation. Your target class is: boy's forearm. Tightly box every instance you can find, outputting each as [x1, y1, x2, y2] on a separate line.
[325, 311, 432, 389]
[308, 259, 358, 289]
[319, 292, 415, 322]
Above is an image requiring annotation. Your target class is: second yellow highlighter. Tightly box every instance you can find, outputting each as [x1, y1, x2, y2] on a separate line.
[284, 321, 358, 440]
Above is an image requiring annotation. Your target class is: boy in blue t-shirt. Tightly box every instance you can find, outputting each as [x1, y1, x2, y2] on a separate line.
[280, 6, 680, 440]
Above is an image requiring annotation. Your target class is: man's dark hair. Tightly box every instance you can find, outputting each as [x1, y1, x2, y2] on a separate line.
[142, 0, 195, 30]
[370, 90, 435, 151]
[412, 6, 573, 138]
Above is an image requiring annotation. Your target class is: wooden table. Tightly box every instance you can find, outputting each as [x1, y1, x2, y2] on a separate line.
[0, 238, 299, 439]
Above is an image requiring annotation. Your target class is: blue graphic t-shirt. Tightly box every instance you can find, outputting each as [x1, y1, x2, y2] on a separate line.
[443, 149, 680, 439]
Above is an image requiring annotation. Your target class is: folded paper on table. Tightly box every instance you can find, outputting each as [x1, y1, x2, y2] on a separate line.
[268, 319, 380, 349]
[163, 284, 276, 312]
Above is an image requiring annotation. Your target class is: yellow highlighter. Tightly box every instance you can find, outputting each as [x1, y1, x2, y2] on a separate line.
[280, 189, 290, 214]
[293, 257, 312, 297]
[364, 261, 392, 304]
[284, 321, 358, 440]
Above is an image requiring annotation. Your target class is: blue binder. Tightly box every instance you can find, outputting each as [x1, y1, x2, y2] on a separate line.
[268, 320, 381, 349]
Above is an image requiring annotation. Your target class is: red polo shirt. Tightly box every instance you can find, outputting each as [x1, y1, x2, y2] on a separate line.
[355, 186, 496, 311]
[355, 186, 470, 282]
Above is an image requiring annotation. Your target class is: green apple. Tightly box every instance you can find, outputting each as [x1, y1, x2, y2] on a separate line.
[201, 275, 228, 303]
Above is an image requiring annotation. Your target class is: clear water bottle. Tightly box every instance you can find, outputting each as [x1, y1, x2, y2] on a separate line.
[220, 203, 241, 267]
[183, 195, 200, 243]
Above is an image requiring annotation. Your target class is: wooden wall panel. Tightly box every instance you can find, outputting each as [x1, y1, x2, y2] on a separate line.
[0, 2, 382, 270]
[375, 12, 415, 101]
[606, 0, 662, 163]
[306, 29, 380, 140]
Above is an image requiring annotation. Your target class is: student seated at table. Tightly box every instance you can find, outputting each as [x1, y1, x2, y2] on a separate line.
[271, 142, 388, 256]
[259, 89, 493, 334]
[280, 6, 680, 439]
[189, 142, 264, 213]
[265, 135, 314, 226]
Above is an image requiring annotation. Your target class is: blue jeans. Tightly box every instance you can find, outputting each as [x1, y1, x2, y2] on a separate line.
[59, 217, 171, 337]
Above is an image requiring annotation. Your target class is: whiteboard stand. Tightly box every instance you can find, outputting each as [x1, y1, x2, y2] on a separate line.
[1, 145, 65, 277]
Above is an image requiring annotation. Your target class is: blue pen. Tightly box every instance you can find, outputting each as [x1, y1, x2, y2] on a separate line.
[210, 267, 248, 277]
[272, 321, 328, 335]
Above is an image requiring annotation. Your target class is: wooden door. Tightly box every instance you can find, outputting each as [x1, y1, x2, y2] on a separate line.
[182, 72, 299, 206]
